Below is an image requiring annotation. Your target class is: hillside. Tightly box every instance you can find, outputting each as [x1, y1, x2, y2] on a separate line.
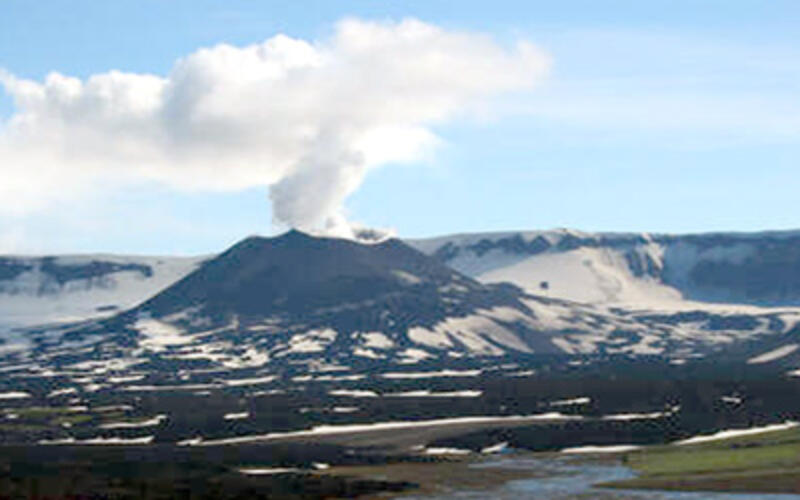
[410, 229, 800, 309]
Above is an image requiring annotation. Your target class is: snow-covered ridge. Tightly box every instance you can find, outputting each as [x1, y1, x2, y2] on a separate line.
[675, 421, 799, 445]
[409, 228, 800, 309]
[0, 254, 205, 329]
[7, 227, 800, 333]
[179, 412, 584, 446]
[4, 229, 800, 364]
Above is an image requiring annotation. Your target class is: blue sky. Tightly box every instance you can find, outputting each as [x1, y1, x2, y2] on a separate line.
[1, 0, 799, 254]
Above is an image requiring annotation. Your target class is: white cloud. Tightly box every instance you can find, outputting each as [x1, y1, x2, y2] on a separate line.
[0, 18, 549, 237]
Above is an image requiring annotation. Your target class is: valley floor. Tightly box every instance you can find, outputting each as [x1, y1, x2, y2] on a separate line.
[601, 425, 800, 494]
[1, 420, 800, 499]
[315, 423, 800, 498]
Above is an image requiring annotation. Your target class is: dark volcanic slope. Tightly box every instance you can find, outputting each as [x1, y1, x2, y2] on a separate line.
[0, 232, 799, 449]
[5, 229, 799, 404]
[72, 230, 560, 364]
[139, 229, 483, 318]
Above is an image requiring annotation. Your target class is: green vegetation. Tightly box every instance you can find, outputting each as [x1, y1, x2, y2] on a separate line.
[603, 427, 800, 494]
[9, 406, 82, 418]
[1, 406, 98, 429]
[53, 414, 93, 426]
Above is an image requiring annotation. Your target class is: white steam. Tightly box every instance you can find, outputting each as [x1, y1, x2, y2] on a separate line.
[0, 18, 549, 238]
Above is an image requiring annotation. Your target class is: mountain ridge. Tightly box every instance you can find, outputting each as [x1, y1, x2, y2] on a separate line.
[2, 228, 800, 370]
[409, 228, 800, 308]
[0, 230, 797, 450]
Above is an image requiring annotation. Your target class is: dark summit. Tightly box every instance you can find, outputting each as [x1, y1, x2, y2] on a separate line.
[70, 229, 558, 365]
[139, 229, 482, 318]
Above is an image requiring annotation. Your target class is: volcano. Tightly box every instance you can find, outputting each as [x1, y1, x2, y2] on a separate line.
[17, 230, 800, 375]
[140, 229, 488, 318]
[66, 230, 557, 366]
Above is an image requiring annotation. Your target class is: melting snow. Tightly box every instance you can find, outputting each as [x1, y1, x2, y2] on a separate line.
[100, 415, 167, 429]
[408, 326, 454, 349]
[392, 269, 423, 285]
[40, 435, 155, 445]
[550, 397, 591, 407]
[286, 329, 337, 354]
[380, 369, 482, 379]
[122, 383, 221, 392]
[179, 413, 585, 446]
[424, 447, 471, 455]
[561, 444, 641, 454]
[328, 389, 378, 398]
[107, 374, 146, 384]
[358, 332, 394, 349]
[224, 412, 250, 420]
[0, 391, 31, 399]
[676, 421, 799, 445]
[408, 313, 531, 355]
[312, 374, 365, 382]
[332, 407, 358, 413]
[747, 344, 799, 364]
[47, 387, 78, 398]
[481, 442, 510, 454]
[397, 348, 434, 363]
[603, 408, 678, 421]
[352, 347, 384, 359]
[221, 375, 276, 387]
[135, 316, 193, 351]
[384, 390, 482, 398]
[237, 468, 301, 475]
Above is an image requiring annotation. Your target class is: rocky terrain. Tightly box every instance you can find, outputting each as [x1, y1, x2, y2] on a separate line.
[0, 229, 796, 453]
[410, 228, 800, 307]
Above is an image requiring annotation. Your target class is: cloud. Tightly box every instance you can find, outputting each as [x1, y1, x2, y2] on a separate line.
[0, 18, 549, 237]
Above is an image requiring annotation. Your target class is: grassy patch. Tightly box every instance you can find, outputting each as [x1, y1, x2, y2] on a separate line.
[52, 414, 93, 426]
[11, 407, 85, 418]
[603, 427, 800, 494]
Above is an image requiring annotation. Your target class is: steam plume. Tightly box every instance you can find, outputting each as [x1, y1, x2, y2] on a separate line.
[0, 18, 550, 238]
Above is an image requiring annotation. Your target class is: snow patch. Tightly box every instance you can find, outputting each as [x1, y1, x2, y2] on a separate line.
[328, 389, 378, 398]
[561, 444, 641, 454]
[135, 316, 193, 351]
[224, 412, 250, 421]
[603, 408, 677, 421]
[481, 442, 510, 454]
[100, 415, 167, 429]
[407, 326, 453, 349]
[47, 387, 78, 398]
[352, 347, 384, 359]
[676, 421, 799, 445]
[397, 348, 433, 363]
[40, 435, 155, 445]
[358, 331, 394, 350]
[550, 397, 591, 407]
[332, 406, 359, 413]
[384, 390, 482, 398]
[237, 468, 301, 475]
[424, 447, 471, 456]
[286, 329, 337, 354]
[221, 375, 276, 387]
[380, 369, 481, 379]
[0, 391, 31, 399]
[179, 413, 584, 446]
[747, 344, 799, 364]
